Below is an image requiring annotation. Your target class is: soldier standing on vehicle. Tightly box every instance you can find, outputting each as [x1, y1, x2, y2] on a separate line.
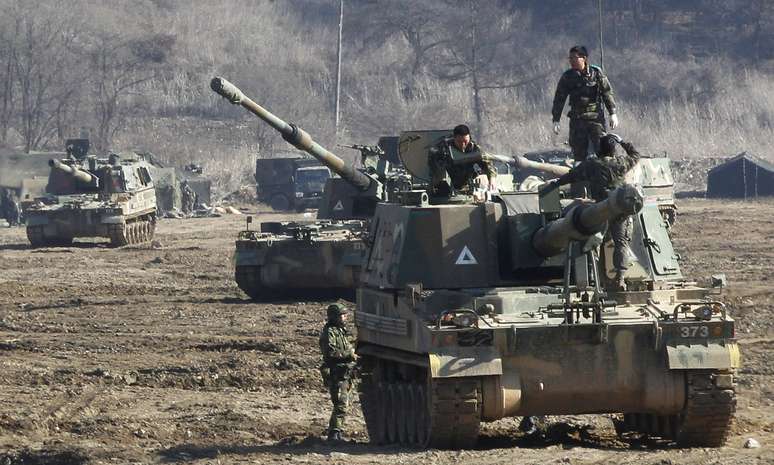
[319, 303, 357, 442]
[542, 133, 640, 290]
[429, 124, 497, 198]
[552, 45, 618, 162]
[180, 179, 195, 216]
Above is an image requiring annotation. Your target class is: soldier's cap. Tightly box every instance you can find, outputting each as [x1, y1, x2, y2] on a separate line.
[327, 303, 348, 316]
[569, 45, 588, 58]
[599, 134, 619, 157]
[453, 124, 470, 136]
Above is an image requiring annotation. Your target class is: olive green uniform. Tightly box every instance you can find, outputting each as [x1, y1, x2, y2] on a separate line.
[429, 138, 496, 196]
[555, 141, 640, 278]
[319, 322, 356, 436]
[180, 182, 196, 214]
[552, 65, 617, 161]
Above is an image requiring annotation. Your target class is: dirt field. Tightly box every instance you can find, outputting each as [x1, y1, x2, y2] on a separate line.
[0, 199, 772, 465]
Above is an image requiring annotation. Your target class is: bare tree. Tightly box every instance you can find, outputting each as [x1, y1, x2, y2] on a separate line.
[428, 1, 545, 138]
[88, 31, 174, 153]
[357, 0, 447, 77]
[4, 1, 85, 152]
[0, 11, 18, 146]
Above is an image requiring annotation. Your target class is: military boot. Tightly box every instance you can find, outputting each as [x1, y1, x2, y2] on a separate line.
[327, 429, 342, 442]
[613, 273, 627, 292]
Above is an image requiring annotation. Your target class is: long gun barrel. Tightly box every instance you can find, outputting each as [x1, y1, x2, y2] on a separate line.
[512, 155, 572, 178]
[49, 159, 96, 185]
[532, 183, 645, 257]
[210, 77, 373, 192]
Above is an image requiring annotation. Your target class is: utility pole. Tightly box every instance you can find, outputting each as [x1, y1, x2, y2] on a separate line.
[598, 0, 605, 69]
[334, 0, 344, 142]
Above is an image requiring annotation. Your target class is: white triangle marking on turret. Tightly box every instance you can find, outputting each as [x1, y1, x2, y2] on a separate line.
[455, 246, 478, 265]
[333, 200, 344, 211]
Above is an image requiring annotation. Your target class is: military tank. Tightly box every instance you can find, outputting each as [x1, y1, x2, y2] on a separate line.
[211, 77, 409, 299]
[351, 131, 737, 448]
[210, 77, 737, 449]
[24, 151, 157, 247]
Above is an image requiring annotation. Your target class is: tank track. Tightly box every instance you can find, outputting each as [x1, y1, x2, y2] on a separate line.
[26, 225, 72, 247]
[618, 370, 736, 447]
[235, 266, 278, 300]
[108, 217, 156, 247]
[359, 357, 481, 449]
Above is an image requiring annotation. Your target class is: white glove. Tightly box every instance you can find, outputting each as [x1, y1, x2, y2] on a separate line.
[552, 122, 560, 135]
[609, 113, 619, 129]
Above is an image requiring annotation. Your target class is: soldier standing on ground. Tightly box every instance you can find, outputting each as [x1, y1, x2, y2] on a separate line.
[319, 303, 357, 442]
[1, 188, 21, 227]
[552, 45, 618, 161]
[429, 124, 497, 197]
[543, 134, 641, 290]
[180, 179, 195, 216]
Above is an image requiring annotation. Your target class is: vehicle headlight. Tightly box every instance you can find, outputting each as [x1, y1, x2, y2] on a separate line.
[692, 305, 714, 321]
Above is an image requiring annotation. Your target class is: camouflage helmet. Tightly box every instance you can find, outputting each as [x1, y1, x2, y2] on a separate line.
[326, 303, 348, 319]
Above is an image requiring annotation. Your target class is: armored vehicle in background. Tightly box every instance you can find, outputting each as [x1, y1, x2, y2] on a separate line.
[211, 78, 407, 299]
[255, 155, 331, 211]
[24, 149, 157, 247]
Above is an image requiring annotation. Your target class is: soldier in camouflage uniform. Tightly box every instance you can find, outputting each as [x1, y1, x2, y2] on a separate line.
[551, 45, 618, 162]
[1, 188, 21, 227]
[319, 303, 357, 442]
[180, 179, 196, 216]
[429, 124, 497, 197]
[544, 134, 641, 290]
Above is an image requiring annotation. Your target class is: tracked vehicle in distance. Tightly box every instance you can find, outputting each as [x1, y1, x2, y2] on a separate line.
[210, 76, 738, 449]
[25, 144, 157, 247]
[211, 78, 409, 299]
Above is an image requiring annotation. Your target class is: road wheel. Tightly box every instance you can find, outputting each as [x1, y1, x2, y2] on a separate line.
[26, 225, 45, 248]
[269, 194, 290, 211]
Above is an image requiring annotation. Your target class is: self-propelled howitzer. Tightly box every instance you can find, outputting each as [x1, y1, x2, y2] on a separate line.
[353, 130, 737, 449]
[25, 153, 157, 247]
[211, 77, 395, 299]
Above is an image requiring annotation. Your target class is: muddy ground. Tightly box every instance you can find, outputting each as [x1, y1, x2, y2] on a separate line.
[0, 198, 772, 465]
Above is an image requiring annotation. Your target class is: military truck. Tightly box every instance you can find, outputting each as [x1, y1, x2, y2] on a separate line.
[24, 151, 157, 247]
[255, 155, 331, 211]
[210, 78, 737, 450]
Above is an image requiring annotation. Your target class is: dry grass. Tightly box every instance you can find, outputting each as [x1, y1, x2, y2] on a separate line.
[4, 0, 773, 198]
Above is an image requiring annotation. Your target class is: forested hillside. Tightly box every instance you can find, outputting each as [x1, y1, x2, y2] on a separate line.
[1, 0, 772, 196]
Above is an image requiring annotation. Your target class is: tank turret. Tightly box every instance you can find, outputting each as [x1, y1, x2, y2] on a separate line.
[210, 77, 380, 197]
[48, 158, 97, 185]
